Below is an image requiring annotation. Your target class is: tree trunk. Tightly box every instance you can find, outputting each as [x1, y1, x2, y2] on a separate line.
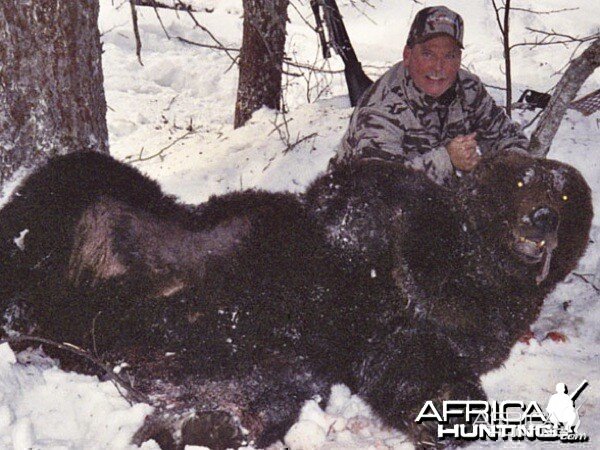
[0, 0, 108, 186]
[234, 0, 289, 129]
[529, 38, 600, 157]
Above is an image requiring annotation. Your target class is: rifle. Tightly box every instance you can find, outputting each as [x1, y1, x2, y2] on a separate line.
[569, 379, 588, 402]
[310, 0, 374, 106]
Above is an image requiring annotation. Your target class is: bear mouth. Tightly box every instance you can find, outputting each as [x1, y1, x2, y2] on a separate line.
[513, 236, 546, 263]
[511, 232, 558, 284]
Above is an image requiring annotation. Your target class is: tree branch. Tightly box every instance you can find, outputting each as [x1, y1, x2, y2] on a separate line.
[184, 8, 238, 65]
[129, 0, 144, 65]
[175, 37, 345, 74]
[529, 38, 600, 156]
[502, 6, 578, 15]
[491, 0, 505, 34]
[132, 0, 205, 12]
[125, 130, 195, 162]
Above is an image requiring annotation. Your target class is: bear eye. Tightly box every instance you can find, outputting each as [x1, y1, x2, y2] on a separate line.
[517, 181, 524, 188]
[562, 194, 568, 202]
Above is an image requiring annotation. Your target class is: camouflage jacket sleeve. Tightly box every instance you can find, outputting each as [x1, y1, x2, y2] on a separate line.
[468, 80, 530, 155]
[337, 111, 455, 185]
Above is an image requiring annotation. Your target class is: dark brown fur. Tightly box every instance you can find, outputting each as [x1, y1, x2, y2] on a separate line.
[0, 151, 592, 449]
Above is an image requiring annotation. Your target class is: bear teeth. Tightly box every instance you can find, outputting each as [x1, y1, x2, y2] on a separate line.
[518, 236, 545, 248]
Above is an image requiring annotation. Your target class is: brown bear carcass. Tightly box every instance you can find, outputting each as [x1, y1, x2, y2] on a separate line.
[0, 150, 592, 449]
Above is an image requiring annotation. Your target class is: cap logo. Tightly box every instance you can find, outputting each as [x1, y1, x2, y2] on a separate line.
[427, 15, 454, 26]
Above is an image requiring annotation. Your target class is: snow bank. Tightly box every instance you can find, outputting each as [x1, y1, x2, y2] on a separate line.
[0, 344, 153, 450]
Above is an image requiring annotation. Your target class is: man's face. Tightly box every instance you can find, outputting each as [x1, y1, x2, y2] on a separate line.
[403, 35, 462, 98]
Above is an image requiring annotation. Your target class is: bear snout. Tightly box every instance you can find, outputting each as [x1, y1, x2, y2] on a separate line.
[531, 206, 559, 234]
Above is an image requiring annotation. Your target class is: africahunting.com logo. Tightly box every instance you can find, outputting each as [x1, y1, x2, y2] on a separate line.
[416, 380, 589, 443]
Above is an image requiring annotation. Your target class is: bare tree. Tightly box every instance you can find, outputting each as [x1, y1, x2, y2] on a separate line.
[234, 0, 289, 129]
[490, 1, 588, 118]
[491, 0, 513, 116]
[0, 0, 109, 187]
[529, 37, 600, 157]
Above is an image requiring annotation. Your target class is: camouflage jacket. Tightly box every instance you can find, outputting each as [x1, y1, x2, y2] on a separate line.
[333, 62, 529, 186]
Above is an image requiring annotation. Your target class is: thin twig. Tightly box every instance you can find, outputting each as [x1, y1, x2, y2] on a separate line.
[289, 1, 317, 32]
[153, 4, 171, 39]
[175, 36, 238, 52]
[126, 130, 195, 162]
[509, 32, 599, 50]
[2, 335, 150, 405]
[284, 132, 318, 154]
[185, 9, 237, 64]
[286, 59, 344, 74]
[491, 0, 505, 34]
[498, 6, 578, 14]
[528, 28, 599, 41]
[175, 36, 345, 75]
[129, 0, 144, 65]
[133, 0, 198, 11]
[483, 83, 506, 91]
[511, 40, 576, 50]
[554, 41, 588, 76]
[521, 108, 545, 131]
[572, 272, 600, 293]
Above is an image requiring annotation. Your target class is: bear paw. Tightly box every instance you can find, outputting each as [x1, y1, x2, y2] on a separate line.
[181, 410, 244, 450]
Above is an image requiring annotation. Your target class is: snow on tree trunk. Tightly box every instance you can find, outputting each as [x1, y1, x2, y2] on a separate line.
[234, 0, 289, 129]
[0, 0, 109, 186]
[529, 38, 600, 157]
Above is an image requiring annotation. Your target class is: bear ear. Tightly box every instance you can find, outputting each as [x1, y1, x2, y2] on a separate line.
[67, 197, 252, 298]
[542, 159, 589, 196]
[467, 151, 538, 191]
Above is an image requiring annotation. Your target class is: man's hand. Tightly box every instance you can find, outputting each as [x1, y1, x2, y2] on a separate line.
[446, 133, 480, 171]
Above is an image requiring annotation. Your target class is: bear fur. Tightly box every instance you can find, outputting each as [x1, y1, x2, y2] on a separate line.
[0, 150, 593, 449]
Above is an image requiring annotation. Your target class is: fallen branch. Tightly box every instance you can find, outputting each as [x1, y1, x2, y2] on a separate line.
[284, 132, 318, 154]
[1, 335, 150, 405]
[125, 130, 195, 162]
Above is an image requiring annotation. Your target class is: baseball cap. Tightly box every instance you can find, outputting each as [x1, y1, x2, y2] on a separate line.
[406, 6, 464, 49]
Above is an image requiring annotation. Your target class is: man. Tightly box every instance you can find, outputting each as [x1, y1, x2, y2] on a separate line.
[546, 383, 581, 433]
[333, 6, 529, 186]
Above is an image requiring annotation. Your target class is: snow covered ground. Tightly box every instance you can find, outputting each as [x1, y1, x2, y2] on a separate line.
[0, 0, 599, 448]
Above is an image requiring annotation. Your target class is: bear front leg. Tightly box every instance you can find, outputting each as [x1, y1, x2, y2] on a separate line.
[244, 363, 330, 448]
[354, 328, 486, 448]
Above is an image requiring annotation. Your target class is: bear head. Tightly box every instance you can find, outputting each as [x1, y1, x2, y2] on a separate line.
[461, 151, 593, 290]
